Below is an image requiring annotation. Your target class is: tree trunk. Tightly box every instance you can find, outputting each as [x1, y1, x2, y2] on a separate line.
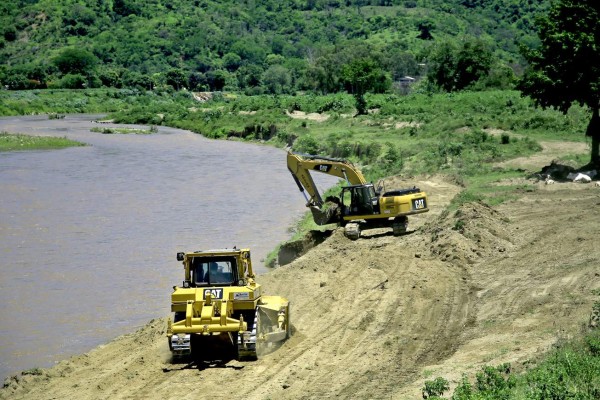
[587, 107, 600, 166]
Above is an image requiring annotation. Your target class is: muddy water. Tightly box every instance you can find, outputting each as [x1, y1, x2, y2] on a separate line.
[0, 115, 338, 380]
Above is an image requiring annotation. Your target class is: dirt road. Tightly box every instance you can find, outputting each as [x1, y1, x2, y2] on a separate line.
[2, 173, 599, 399]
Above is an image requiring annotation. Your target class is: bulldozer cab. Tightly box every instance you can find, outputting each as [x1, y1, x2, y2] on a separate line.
[191, 256, 236, 287]
[341, 184, 379, 216]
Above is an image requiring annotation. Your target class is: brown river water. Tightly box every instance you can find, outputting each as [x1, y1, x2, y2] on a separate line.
[0, 115, 338, 380]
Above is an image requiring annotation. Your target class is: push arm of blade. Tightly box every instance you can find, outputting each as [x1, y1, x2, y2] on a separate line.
[220, 301, 228, 326]
[185, 301, 193, 327]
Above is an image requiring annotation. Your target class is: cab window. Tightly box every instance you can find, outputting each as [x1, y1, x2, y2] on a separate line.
[192, 257, 236, 286]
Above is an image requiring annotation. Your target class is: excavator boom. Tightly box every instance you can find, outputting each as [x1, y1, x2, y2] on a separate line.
[287, 152, 366, 207]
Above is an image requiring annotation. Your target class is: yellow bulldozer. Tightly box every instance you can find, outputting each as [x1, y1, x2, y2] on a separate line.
[287, 151, 429, 239]
[167, 248, 290, 360]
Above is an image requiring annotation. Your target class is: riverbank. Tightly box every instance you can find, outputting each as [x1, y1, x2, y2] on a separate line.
[0, 114, 312, 383]
[1, 90, 598, 398]
[1, 173, 598, 399]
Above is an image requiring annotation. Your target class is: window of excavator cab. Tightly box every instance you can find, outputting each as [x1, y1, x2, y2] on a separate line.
[367, 185, 376, 200]
[343, 186, 374, 215]
[192, 257, 236, 286]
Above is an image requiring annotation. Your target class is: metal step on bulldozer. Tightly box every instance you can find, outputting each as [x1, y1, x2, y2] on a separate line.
[167, 248, 290, 360]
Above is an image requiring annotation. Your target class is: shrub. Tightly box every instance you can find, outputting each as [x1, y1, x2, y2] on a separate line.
[422, 377, 449, 399]
[58, 74, 87, 89]
[294, 134, 321, 154]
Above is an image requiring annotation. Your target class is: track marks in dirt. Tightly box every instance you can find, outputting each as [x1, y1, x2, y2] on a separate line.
[256, 207, 475, 399]
[7, 177, 599, 399]
[397, 184, 600, 397]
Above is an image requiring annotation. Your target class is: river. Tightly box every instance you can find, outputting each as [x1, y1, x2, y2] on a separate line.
[0, 115, 338, 380]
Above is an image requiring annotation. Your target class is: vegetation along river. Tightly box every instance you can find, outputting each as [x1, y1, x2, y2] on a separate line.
[0, 115, 337, 381]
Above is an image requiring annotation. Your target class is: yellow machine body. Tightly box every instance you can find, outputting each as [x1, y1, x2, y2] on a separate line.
[167, 248, 290, 360]
[287, 151, 429, 239]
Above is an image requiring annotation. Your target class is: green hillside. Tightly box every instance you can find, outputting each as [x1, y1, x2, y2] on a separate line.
[0, 0, 548, 92]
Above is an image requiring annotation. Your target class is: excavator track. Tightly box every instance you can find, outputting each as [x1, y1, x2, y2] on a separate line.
[392, 216, 408, 236]
[344, 222, 361, 240]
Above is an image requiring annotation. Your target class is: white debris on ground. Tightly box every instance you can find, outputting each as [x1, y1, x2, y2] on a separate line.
[566, 170, 597, 183]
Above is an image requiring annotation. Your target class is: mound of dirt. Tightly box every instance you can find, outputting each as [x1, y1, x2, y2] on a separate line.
[2, 176, 599, 400]
[425, 202, 514, 265]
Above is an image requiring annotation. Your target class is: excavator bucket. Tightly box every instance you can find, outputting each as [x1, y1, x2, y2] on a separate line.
[309, 205, 339, 226]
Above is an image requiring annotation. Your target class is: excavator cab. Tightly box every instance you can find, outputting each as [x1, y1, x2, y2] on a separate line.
[341, 184, 379, 216]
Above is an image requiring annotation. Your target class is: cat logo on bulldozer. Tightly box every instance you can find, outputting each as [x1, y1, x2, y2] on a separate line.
[204, 288, 223, 299]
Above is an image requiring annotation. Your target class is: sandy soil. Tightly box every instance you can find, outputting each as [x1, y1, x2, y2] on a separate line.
[286, 110, 330, 122]
[3, 160, 600, 399]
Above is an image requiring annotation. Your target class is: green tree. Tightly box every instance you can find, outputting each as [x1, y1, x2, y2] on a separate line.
[53, 48, 98, 76]
[97, 66, 123, 88]
[165, 69, 187, 90]
[188, 72, 207, 91]
[58, 73, 87, 89]
[1, 70, 31, 90]
[237, 64, 263, 89]
[518, 0, 600, 165]
[262, 65, 292, 94]
[206, 69, 228, 91]
[122, 70, 153, 90]
[416, 20, 434, 40]
[455, 39, 494, 89]
[427, 38, 494, 91]
[427, 41, 458, 92]
[222, 52, 242, 72]
[341, 58, 390, 115]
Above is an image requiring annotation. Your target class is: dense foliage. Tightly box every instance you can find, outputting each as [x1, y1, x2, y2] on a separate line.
[2, 87, 588, 190]
[518, 0, 600, 165]
[0, 0, 549, 93]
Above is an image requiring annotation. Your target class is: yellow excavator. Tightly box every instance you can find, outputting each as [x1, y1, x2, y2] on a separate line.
[167, 248, 290, 360]
[287, 151, 429, 239]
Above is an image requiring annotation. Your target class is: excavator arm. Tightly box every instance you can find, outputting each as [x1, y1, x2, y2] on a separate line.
[286, 151, 366, 207]
[287, 151, 368, 225]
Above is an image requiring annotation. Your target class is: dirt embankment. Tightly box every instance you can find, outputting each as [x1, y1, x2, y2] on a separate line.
[2, 175, 600, 400]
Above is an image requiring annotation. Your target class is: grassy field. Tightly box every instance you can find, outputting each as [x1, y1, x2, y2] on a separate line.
[0, 132, 85, 152]
[1, 86, 592, 238]
[1, 87, 592, 208]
